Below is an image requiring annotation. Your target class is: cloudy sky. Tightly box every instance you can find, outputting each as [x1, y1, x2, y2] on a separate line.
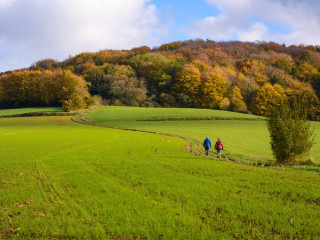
[0, 0, 319, 72]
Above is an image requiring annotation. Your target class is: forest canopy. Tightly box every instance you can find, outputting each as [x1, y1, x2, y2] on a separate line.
[1, 40, 320, 119]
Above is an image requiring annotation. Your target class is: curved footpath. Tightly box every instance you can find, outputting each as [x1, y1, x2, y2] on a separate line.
[71, 113, 272, 168]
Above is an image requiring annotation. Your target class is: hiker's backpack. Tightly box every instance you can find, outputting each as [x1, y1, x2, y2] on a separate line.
[216, 141, 223, 150]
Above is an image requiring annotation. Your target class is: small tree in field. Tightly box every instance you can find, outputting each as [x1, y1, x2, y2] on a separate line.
[267, 100, 315, 164]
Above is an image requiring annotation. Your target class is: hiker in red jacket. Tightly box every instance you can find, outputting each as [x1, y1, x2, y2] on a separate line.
[214, 138, 223, 158]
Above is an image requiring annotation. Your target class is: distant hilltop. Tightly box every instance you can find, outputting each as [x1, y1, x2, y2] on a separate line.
[1, 39, 320, 120]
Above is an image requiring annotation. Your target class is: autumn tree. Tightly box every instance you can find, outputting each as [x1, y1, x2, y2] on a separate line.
[312, 73, 320, 99]
[294, 63, 318, 82]
[57, 70, 93, 111]
[0, 69, 93, 111]
[105, 65, 147, 106]
[297, 50, 320, 69]
[158, 41, 182, 51]
[273, 57, 294, 74]
[200, 72, 227, 109]
[172, 64, 201, 106]
[68, 52, 96, 66]
[259, 41, 286, 52]
[129, 46, 151, 56]
[229, 86, 247, 112]
[284, 78, 320, 120]
[128, 52, 183, 103]
[84, 66, 110, 98]
[93, 51, 110, 66]
[236, 59, 269, 85]
[30, 59, 60, 70]
[192, 60, 212, 72]
[250, 83, 287, 116]
[237, 76, 259, 107]
[177, 47, 193, 61]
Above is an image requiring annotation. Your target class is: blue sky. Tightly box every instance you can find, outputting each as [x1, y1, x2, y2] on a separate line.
[0, 0, 320, 72]
[153, 0, 220, 43]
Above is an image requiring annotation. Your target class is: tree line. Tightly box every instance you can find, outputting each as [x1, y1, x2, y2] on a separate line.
[1, 40, 320, 119]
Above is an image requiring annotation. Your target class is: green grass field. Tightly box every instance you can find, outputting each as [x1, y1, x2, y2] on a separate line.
[87, 106, 320, 164]
[0, 107, 63, 116]
[87, 106, 263, 122]
[1, 107, 320, 239]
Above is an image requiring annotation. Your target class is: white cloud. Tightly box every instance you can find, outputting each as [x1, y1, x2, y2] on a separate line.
[238, 22, 268, 42]
[0, 0, 16, 7]
[0, 0, 163, 72]
[185, 0, 320, 46]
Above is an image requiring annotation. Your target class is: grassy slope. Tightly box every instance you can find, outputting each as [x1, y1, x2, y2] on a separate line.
[87, 106, 320, 163]
[0, 107, 63, 116]
[1, 112, 320, 239]
[88, 106, 263, 122]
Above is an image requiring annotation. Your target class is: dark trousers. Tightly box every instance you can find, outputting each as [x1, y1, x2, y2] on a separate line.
[205, 147, 210, 156]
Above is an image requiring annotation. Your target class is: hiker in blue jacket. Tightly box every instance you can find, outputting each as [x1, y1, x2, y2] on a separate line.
[203, 136, 212, 156]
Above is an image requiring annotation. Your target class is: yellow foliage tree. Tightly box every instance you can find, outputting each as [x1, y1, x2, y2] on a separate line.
[285, 80, 320, 120]
[254, 72, 269, 85]
[172, 64, 201, 105]
[294, 63, 318, 82]
[251, 83, 287, 116]
[200, 72, 227, 109]
[192, 60, 212, 72]
[0, 69, 92, 111]
[159, 42, 182, 51]
[231, 86, 243, 100]
[229, 86, 247, 112]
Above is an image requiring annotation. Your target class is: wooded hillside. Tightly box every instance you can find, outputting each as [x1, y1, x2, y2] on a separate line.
[1, 40, 320, 119]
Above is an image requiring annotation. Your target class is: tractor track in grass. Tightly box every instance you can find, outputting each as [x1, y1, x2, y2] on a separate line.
[35, 161, 65, 207]
[34, 161, 103, 232]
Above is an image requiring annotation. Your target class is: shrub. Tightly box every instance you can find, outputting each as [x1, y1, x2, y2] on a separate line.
[92, 95, 104, 105]
[229, 97, 247, 112]
[84, 96, 95, 107]
[267, 100, 315, 164]
[61, 95, 85, 112]
[61, 100, 73, 112]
